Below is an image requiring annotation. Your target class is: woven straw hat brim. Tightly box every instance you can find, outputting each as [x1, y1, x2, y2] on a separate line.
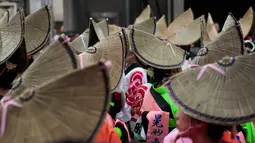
[222, 13, 236, 32]
[96, 19, 109, 37]
[134, 5, 151, 24]
[167, 8, 194, 37]
[155, 15, 168, 37]
[88, 19, 100, 47]
[168, 15, 204, 46]
[91, 19, 108, 41]
[193, 15, 244, 66]
[70, 29, 89, 54]
[79, 29, 125, 91]
[206, 13, 218, 40]
[239, 7, 254, 38]
[0, 62, 110, 143]
[109, 24, 121, 35]
[70, 19, 109, 54]
[0, 8, 25, 64]
[8, 37, 78, 98]
[130, 26, 186, 69]
[200, 16, 211, 48]
[166, 54, 255, 125]
[0, 10, 10, 26]
[133, 17, 156, 35]
[25, 6, 52, 55]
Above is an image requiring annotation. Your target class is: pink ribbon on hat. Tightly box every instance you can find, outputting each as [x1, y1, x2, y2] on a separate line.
[188, 59, 200, 68]
[197, 64, 225, 80]
[78, 54, 84, 68]
[1, 99, 23, 136]
[0, 96, 12, 107]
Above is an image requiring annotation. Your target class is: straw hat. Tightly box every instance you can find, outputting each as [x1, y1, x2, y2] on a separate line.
[168, 15, 203, 46]
[133, 17, 156, 34]
[239, 7, 254, 38]
[0, 10, 9, 26]
[0, 8, 24, 64]
[222, 13, 236, 32]
[200, 17, 211, 48]
[70, 18, 108, 54]
[134, 5, 151, 24]
[167, 8, 194, 37]
[130, 26, 186, 69]
[155, 9, 197, 46]
[96, 19, 109, 38]
[25, 6, 52, 55]
[0, 61, 111, 143]
[79, 28, 126, 91]
[8, 37, 78, 98]
[155, 15, 168, 37]
[206, 13, 218, 40]
[91, 18, 108, 41]
[109, 24, 121, 35]
[166, 54, 255, 125]
[192, 14, 244, 66]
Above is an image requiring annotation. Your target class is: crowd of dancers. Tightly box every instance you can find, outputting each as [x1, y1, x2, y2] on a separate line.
[0, 4, 255, 143]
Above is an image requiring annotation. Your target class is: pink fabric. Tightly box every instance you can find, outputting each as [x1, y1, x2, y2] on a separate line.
[163, 128, 193, 143]
[104, 113, 114, 127]
[147, 111, 169, 143]
[141, 89, 161, 112]
[164, 129, 246, 143]
[115, 119, 132, 142]
[104, 113, 131, 142]
[237, 132, 246, 143]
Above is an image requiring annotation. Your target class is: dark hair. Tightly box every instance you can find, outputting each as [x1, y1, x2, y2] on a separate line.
[0, 39, 28, 89]
[207, 124, 244, 141]
[135, 56, 181, 83]
[151, 67, 181, 84]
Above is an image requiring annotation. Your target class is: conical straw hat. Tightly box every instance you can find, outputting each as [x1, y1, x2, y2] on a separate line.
[206, 13, 218, 40]
[0, 10, 9, 26]
[96, 19, 109, 37]
[0, 8, 25, 64]
[130, 26, 186, 69]
[133, 17, 156, 34]
[167, 8, 194, 37]
[168, 15, 204, 46]
[239, 7, 254, 38]
[70, 19, 108, 54]
[25, 6, 52, 55]
[8, 37, 78, 98]
[155, 15, 168, 37]
[91, 18, 108, 41]
[0, 61, 111, 143]
[79, 29, 126, 91]
[222, 13, 236, 32]
[200, 17, 211, 48]
[109, 24, 121, 35]
[192, 14, 244, 66]
[69, 28, 89, 54]
[134, 5, 151, 24]
[166, 54, 255, 125]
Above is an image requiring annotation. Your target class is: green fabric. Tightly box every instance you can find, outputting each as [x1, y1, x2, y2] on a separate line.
[114, 127, 122, 137]
[241, 122, 255, 143]
[109, 101, 115, 107]
[153, 84, 179, 128]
